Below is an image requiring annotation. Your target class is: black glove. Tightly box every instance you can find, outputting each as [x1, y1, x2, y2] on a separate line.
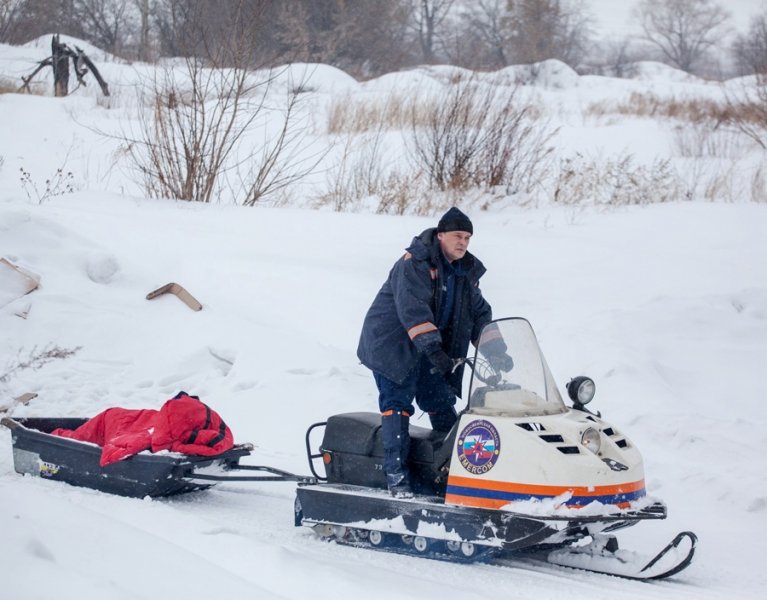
[488, 352, 514, 373]
[428, 349, 455, 377]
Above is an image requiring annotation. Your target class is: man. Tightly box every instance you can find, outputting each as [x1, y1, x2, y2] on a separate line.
[357, 207, 512, 497]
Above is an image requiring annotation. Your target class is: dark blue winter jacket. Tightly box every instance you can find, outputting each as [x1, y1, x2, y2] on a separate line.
[357, 228, 492, 395]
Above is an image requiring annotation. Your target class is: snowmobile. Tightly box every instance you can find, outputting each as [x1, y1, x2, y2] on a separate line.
[294, 317, 697, 579]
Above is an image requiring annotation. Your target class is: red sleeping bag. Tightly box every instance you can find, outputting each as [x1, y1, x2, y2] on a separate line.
[52, 392, 234, 466]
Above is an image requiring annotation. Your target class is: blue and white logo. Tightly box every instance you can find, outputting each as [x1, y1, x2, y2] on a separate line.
[457, 420, 501, 475]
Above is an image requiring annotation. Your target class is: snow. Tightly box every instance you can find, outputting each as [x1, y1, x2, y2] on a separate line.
[1, 37, 767, 600]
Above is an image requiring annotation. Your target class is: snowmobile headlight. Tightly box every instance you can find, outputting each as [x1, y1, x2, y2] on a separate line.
[567, 376, 596, 405]
[581, 427, 601, 454]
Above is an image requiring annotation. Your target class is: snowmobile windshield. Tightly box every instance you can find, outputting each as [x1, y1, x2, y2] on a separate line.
[468, 318, 566, 417]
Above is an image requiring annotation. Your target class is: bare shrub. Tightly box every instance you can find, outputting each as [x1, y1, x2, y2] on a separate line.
[110, 2, 329, 206]
[700, 163, 736, 202]
[121, 60, 325, 205]
[672, 124, 748, 159]
[317, 118, 427, 215]
[316, 132, 380, 212]
[750, 166, 767, 203]
[725, 75, 767, 150]
[407, 75, 557, 196]
[18, 165, 77, 204]
[553, 153, 681, 206]
[0, 345, 82, 385]
[375, 172, 430, 214]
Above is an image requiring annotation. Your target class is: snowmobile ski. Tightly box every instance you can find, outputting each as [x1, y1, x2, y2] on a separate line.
[514, 530, 698, 580]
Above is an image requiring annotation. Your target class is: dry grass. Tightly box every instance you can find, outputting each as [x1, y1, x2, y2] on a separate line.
[1, 76, 49, 96]
[0, 345, 82, 385]
[0, 77, 20, 94]
[327, 92, 413, 134]
[586, 92, 741, 125]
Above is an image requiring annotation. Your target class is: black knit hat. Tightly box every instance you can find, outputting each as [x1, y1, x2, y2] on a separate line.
[437, 207, 473, 235]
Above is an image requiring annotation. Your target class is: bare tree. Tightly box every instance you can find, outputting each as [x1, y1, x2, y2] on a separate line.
[0, 0, 26, 43]
[460, 0, 509, 68]
[635, 0, 730, 73]
[69, 0, 134, 56]
[583, 38, 639, 78]
[271, 0, 410, 77]
[133, 0, 150, 59]
[2, 0, 85, 44]
[732, 11, 767, 76]
[503, 0, 593, 68]
[410, 0, 455, 63]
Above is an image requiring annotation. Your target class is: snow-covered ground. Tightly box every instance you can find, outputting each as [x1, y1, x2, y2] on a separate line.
[1, 38, 766, 600]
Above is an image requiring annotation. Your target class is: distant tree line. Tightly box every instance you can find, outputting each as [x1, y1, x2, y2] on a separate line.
[0, 0, 765, 78]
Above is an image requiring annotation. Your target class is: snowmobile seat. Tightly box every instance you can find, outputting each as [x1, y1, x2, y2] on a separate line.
[320, 412, 457, 495]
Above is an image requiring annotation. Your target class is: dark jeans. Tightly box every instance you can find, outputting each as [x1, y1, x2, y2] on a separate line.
[374, 355, 456, 417]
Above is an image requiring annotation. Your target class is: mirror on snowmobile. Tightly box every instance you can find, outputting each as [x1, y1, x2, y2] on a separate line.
[566, 376, 596, 407]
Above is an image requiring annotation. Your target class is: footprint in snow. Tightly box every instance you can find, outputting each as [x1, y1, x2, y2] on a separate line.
[287, 368, 316, 375]
[26, 538, 55, 562]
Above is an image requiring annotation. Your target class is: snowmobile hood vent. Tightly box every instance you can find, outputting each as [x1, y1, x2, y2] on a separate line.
[516, 422, 546, 431]
[539, 434, 564, 443]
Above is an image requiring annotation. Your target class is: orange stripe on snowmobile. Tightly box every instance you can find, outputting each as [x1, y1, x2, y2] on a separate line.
[445, 476, 645, 510]
[447, 476, 645, 496]
[407, 322, 437, 340]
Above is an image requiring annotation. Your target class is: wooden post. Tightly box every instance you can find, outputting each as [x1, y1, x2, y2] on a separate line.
[52, 34, 70, 97]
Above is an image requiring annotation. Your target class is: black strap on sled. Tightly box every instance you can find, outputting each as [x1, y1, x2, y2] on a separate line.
[186, 403, 228, 448]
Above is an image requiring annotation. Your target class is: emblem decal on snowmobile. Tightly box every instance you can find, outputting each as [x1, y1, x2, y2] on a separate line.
[602, 457, 629, 472]
[456, 419, 500, 475]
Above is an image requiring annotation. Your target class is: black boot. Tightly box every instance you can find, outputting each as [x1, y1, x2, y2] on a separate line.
[381, 411, 413, 498]
[428, 406, 457, 433]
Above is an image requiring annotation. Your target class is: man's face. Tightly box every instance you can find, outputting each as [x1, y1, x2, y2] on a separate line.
[438, 230, 471, 262]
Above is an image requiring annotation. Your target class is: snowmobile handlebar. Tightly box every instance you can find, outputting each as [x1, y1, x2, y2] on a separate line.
[429, 356, 503, 386]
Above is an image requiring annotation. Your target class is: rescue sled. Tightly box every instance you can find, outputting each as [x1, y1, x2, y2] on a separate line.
[1, 416, 314, 498]
[295, 317, 698, 579]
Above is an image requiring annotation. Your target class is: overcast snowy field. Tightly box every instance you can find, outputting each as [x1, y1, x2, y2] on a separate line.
[1, 35, 766, 600]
